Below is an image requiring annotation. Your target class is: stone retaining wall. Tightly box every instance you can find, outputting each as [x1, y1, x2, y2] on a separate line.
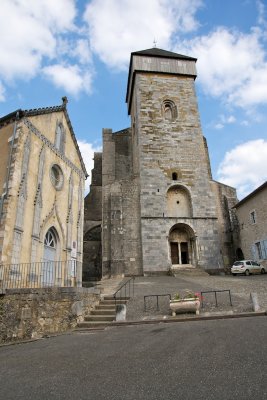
[0, 287, 100, 343]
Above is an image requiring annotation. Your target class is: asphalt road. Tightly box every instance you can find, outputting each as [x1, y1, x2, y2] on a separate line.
[1, 316, 267, 400]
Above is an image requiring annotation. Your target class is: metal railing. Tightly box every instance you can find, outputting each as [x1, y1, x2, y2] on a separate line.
[0, 260, 81, 291]
[113, 276, 135, 306]
[144, 294, 171, 311]
[201, 289, 233, 308]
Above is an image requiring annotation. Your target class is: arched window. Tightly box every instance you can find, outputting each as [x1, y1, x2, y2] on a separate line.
[162, 100, 177, 121]
[55, 123, 65, 153]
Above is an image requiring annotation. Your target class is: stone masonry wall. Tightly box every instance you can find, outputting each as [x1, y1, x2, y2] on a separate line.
[102, 128, 142, 277]
[0, 287, 100, 343]
[141, 217, 222, 273]
[83, 153, 102, 280]
[211, 181, 239, 268]
[135, 73, 217, 219]
[236, 185, 267, 267]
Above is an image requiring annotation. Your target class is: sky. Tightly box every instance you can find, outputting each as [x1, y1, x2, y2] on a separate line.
[1, 0, 267, 199]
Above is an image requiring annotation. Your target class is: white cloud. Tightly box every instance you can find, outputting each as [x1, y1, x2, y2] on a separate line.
[83, 0, 202, 70]
[0, 0, 94, 98]
[77, 140, 102, 194]
[215, 123, 224, 130]
[0, 81, 5, 102]
[217, 139, 267, 199]
[73, 39, 92, 65]
[177, 27, 267, 108]
[257, 0, 267, 28]
[226, 115, 236, 124]
[42, 64, 93, 96]
[214, 114, 236, 130]
[0, 0, 76, 81]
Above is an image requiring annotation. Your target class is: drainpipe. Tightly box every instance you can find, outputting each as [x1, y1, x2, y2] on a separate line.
[0, 111, 20, 221]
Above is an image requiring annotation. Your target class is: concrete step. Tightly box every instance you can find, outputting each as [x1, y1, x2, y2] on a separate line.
[91, 309, 115, 316]
[85, 315, 115, 322]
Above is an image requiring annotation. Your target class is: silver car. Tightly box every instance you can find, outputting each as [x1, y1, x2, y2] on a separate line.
[231, 260, 266, 276]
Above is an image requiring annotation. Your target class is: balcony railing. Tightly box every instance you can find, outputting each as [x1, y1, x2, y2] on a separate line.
[0, 260, 81, 292]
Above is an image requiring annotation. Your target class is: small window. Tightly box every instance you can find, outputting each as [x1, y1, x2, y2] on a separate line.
[246, 261, 251, 265]
[162, 100, 177, 121]
[255, 242, 263, 259]
[172, 172, 178, 181]
[250, 210, 256, 224]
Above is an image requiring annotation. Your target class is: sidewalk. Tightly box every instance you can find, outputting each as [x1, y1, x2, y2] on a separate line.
[125, 274, 267, 321]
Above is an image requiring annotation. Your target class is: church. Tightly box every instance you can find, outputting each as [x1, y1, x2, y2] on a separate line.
[84, 47, 239, 280]
[0, 98, 87, 288]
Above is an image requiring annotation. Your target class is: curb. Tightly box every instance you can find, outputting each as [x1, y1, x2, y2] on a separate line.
[2, 311, 266, 343]
[75, 310, 267, 332]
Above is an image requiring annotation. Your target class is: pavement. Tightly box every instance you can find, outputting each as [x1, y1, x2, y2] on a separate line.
[119, 273, 267, 322]
[1, 317, 267, 399]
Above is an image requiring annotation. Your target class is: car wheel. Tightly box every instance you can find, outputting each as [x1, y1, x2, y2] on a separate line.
[261, 268, 265, 274]
[245, 269, 250, 276]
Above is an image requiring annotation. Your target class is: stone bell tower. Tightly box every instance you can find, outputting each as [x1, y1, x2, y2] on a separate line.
[126, 48, 227, 274]
[85, 47, 238, 280]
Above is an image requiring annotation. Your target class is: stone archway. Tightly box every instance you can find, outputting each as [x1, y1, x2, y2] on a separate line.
[169, 223, 197, 266]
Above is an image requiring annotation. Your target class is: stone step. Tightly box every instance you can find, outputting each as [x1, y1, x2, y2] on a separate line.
[95, 304, 116, 310]
[76, 321, 111, 329]
[85, 315, 115, 322]
[100, 299, 128, 305]
[172, 267, 209, 277]
[91, 309, 115, 316]
[103, 296, 130, 301]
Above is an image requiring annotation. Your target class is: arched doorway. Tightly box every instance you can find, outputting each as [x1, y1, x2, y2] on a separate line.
[83, 225, 102, 281]
[42, 227, 59, 285]
[169, 224, 197, 266]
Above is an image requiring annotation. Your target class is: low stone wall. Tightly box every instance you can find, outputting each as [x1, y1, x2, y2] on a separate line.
[0, 287, 100, 343]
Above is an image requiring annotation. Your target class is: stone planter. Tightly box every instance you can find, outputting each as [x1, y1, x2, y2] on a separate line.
[170, 298, 200, 316]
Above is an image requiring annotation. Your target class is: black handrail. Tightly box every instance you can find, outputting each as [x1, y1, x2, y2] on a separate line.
[113, 276, 135, 307]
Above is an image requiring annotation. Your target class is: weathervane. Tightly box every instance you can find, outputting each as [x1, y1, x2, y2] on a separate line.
[153, 38, 157, 48]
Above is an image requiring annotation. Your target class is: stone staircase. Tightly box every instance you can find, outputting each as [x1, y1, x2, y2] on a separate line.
[76, 295, 130, 330]
[171, 265, 210, 277]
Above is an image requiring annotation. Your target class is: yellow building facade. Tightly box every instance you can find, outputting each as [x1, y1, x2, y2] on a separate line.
[0, 98, 87, 288]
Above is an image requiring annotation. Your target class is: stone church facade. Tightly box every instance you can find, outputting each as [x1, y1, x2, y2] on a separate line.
[84, 48, 239, 280]
[0, 98, 87, 288]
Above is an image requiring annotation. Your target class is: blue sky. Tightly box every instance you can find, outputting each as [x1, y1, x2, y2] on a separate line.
[1, 0, 267, 198]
